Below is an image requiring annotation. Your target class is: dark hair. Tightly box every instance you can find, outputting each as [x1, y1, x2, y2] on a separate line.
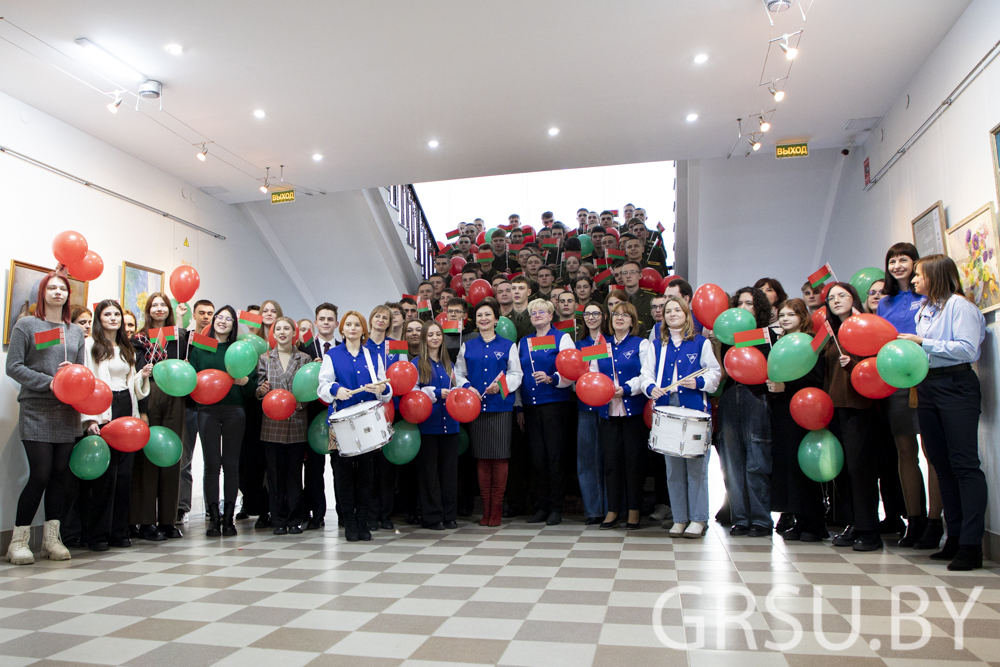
[753, 278, 788, 306]
[776, 298, 814, 335]
[621, 260, 642, 273]
[541, 211, 553, 218]
[551, 222, 566, 232]
[537, 265, 554, 277]
[461, 266, 479, 276]
[573, 275, 595, 291]
[446, 297, 469, 312]
[436, 253, 449, 261]
[140, 292, 175, 338]
[512, 275, 533, 287]
[564, 237, 582, 253]
[417, 280, 433, 289]
[71, 305, 92, 323]
[509, 213, 519, 219]
[883, 242, 920, 297]
[315, 302, 338, 317]
[600, 210, 615, 217]
[400, 297, 417, 307]
[581, 301, 609, 335]
[590, 225, 606, 235]
[474, 297, 500, 321]
[91, 300, 136, 367]
[664, 277, 693, 300]
[915, 254, 966, 305]
[609, 301, 642, 337]
[209, 305, 239, 343]
[731, 287, 772, 328]
[193, 299, 214, 311]
[627, 218, 645, 229]
[246, 304, 260, 311]
[823, 283, 863, 334]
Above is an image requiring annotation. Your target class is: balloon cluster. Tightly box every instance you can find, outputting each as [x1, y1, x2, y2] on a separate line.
[53, 231, 104, 281]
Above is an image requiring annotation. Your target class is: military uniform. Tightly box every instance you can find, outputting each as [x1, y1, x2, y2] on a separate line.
[625, 287, 656, 334]
[507, 308, 535, 341]
[643, 241, 668, 276]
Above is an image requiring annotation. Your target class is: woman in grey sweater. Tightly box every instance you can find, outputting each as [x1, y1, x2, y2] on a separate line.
[4, 273, 86, 565]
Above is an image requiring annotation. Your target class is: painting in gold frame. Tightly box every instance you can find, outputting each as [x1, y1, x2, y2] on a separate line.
[120, 262, 164, 330]
[946, 202, 1000, 314]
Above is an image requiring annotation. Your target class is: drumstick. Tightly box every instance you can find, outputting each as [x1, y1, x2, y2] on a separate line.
[346, 379, 391, 397]
[662, 368, 710, 393]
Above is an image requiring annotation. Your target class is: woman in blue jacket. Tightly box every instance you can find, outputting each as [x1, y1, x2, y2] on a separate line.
[454, 298, 523, 527]
[413, 320, 460, 530]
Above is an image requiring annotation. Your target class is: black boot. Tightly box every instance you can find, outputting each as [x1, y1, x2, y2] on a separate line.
[897, 515, 926, 548]
[929, 536, 960, 561]
[357, 518, 372, 542]
[948, 545, 983, 571]
[914, 518, 944, 550]
[222, 502, 238, 537]
[775, 513, 795, 533]
[206, 504, 222, 537]
[345, 517, 360, 542]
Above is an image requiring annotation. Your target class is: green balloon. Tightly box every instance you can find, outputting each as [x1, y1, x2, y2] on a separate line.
[578, 234, 595, 257]
[145, 426, 183, 467]
[70, 436, 111, 480]
[484, 227, 502, 243]
[798, 429, 844, 482]
[713, 308, 756, 346]
[308, 411, 329, 455]
[238, 332, 269, 357]
[170, 299, 191, 329]
[767, 332, 818, 383]
[458, 426, 469, 455]
[292, 362, 322, 402]
[876, 339, 929, 388]
[384, 420, 421, 465]
[850, 267, 885, 298]
[152, 359, 197, 397]
[496, 316, 516, 343]
[225, 340, 259, 378]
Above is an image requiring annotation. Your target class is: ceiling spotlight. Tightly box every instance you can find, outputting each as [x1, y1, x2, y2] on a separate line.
[752, 139, 762, 151]
[759, 118, 771, 132]
[75, 38, 147, 83]
[165, 44, 184, 55]
[312, 154, 323, 161]
[686, 113, 699, 122]
[253, 109, 266, 119]
[107, 96, 123, 114]
[260, 183, 268, 193]
[548, 127, 560, 136]
[197, 145, 208, 161]
[779, 39, 798, 60]
[769, 86, 786, 102]
[693, 53, 708, 64]
[428, 140, 439, 148]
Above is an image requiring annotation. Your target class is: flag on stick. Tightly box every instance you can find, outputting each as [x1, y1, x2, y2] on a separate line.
[540, 238, 559, 250]
[498, 373, 510, 400]
[733, 328, 768, 348]
[299, 328, 313, 345]
[446, 229, 461, 240]
[417, 300, 431, 314]
[387, 340, 409, 358]
[528, 335, 556, 351]
[191, 332, 218, 353]
[476, 250, 494, 264]
[581, 343, 611, 362]
[238, 310, 263, 328]
[808, 263, 834, 289]
[553, 320, 576, 334]
[606, 249, 626, 260]
[442, 320, 462, 335]
[594, 269, 613, 287]
[811, 327, 830, 353]
[34, 328, 63, 351]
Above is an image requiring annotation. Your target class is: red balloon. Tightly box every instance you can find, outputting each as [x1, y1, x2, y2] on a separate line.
[476, 231, 486, 245]
[838, 314, 898, 357]
[52, 230, 88, 266]
[851, 358, 896, 399]
[640, 268, 661, 292]
[169, 266, 201, 303]
[190, 369, 234, 405]
[435, 312, 447, 324]
[605, 227, 620, 240]
[576, 372, 616, 407]
[820, 284, 833, 301]
[446, 387, 481, 423]
[643, 398, 654, 429]
[470, 244, 479, 254]
[691, 284, 729, 329]
[263, 389, 297, 420]
[658, 275, 684, 295]
[450, 256, 466, 277]
[555, 349, 588, 381]
[72, 379, 113, 415]
[723, 347, 768, 385]
[382, 400, 394, 423]
[102, 416, 150, 452]
[387, 360, 418, 395]
[400, 390, 432, 423]
[809, 306, 828, 334]
[201, 323, 212, 336]
[52, 364, 96, 404]
[449, 274, 466, 297]
[66, 250, 104, 281]
[467, 279, 493, 307]
[789, 387, 834, 430]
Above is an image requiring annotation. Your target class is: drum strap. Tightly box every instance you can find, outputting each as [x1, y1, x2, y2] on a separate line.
[656, 342, 676, 390]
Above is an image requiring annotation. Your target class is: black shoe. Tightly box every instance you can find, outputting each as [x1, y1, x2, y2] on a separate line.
[288, 525, 303, 535]
[63, 536, 84, 549]
[159, 524, 182, 539]
[853, 531, 883, 551]
[930, 537, 960, 561]
[600, 517, 620, 530]
[305, 520, 324, 530]
[546, 512, 562, 526]
[380, 519, 394, 530]
[273, 526, 288, 535]
[715, 500, 732, 526]
[423, 522, 446, 530]
[129, 524, 141, 538]
[782, 525, 802, 541]
[832, 525, 857, 547]
[254, 514, 271, 530]
[948, 546, 983, 571]
[89, 541, 109, 552]
[799, 530, 824, 543]
[235, 511, 249, 520]
[176, 510, 187, 524]
[206, 503, 222, 537]
[444, 520, 458, 529]
[730, 525, 748, 536]
[345, 518, 360, 542]
[503, 506, 524, 519]
[108, 538, 131, 548]
[405, 514, 420, 526]
[140, 524, 166, 541]
[748, 525, 772, 538]
[585, 517, 602, 525]
[527, 510, 549, 524]
[457, 507, 472, 518]
[625, 521, 641, 530]
[358, 521, 372, 541]
[222, 502, 238, 537]
[897, 515, 926, 548]
[914, 519, 944, 550]
[369, 519, 381, 532]
[775, 513, 795, 533]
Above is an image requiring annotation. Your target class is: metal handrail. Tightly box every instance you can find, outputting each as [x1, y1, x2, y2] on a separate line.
[386, 184, 438, 278]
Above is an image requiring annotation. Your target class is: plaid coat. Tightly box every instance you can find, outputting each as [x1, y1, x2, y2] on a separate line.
[255, 348, 313, 444]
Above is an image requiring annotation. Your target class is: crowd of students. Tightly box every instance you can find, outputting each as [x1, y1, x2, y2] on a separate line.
[4, 209, 988, 572]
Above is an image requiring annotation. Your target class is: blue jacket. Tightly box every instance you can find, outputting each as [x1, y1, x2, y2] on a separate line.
[576, 334, 605, 413]
[412, 356, 460, 435]
[644, 335, 721, 412]
[454, 336, 523, 413]
[366, 336, 401, 413]
[317, 342, 392, 418]
[877, 290, 923, 335]
[517, 329, 575, 405]
[595, 334, 655, 419]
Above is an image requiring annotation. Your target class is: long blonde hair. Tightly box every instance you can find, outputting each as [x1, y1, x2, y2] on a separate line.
[660, 295, 695, 344]
[417, 320, 453, 384]
[256, 300, 283, 340]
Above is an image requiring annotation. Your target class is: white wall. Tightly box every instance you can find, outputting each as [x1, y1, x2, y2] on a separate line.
[0, 90, 310, 530]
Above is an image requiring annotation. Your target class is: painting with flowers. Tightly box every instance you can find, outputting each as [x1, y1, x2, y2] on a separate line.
[946, 202, 1000, 314]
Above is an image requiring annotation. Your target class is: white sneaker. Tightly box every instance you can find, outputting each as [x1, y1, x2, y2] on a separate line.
[5, 526, 34, 565]
[40, 520, 71, 561]
[650, 504, 671, 522]
[683, 521, 707, 539]
[668, 521, 688, 537]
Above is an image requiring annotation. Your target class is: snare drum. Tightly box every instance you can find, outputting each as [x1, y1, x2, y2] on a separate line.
[329, 400, 393, 457]
[648, 406, 712, 458]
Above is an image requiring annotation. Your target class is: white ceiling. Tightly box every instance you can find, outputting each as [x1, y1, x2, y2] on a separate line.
[0, 1, 972, 204]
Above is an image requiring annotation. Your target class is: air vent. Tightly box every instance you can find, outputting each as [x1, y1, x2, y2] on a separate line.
[198, 186, 228, 195]
[843, 117, 882, 132]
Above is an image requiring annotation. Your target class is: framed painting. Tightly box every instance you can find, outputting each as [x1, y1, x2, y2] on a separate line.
[910, 201, 947, 258]
[946, 202, 1000, 314]
[4, 260, 89, 345]
[991, 121, 1000, 205]
[120, 262, 164, 330]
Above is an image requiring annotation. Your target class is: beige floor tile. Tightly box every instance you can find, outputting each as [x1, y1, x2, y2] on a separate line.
[325, 631, 426, 659]
[497, 639, 597, 667]
[407, 636, 509, 664]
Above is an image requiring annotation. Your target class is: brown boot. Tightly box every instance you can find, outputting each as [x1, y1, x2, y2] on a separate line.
[477, 459, 492, 526]
[489, 460, 508, 527]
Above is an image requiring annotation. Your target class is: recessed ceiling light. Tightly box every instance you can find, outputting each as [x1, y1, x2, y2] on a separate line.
[165, 44, 184, 55]
[686, 113, 699, 122]
[312, 154, 323, 161]
[693, 53, 708, 64]
[428, 140, 439, 148]
[548, 127, 560, 136]
[253, 109, 265, 119]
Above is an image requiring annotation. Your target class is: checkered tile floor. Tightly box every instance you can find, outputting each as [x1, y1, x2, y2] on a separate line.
[2, 517, 999, 667]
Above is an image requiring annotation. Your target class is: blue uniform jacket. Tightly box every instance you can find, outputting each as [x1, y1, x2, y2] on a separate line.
[412, 356, 460, 435]
[454, 336, 523, 413]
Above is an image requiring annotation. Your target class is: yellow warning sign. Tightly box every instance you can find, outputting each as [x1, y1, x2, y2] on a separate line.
[183, 238, 189, 247]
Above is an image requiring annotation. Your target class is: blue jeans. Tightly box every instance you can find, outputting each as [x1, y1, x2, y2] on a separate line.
[665, 448, 711, 523]
[577, 411, 607, 518]
[719, 385, 772, 529]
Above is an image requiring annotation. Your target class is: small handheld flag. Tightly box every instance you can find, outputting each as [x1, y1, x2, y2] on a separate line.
[581, 343, 611, 362]
[553, 319, 576, 334]
[417, 300, 431, 314]
[563, 251, 581, 262]
[299, 328, 314, 345]
[808, 263, 833, 289]
[575, 304, 586, 314]
[528, 335, 556, 351]
[446, 229, 461, 240]
[656, 221, 666, 233]
[34, 328, 63, 351]
[595, 258, 611, 268]
[191, 332, 219, 353]
[606, 249, 626, 260]
[402, 294, 417, 301]
[508, 243, 524, 252]
[823, 320, 844, 355]
[609, 284, 625, 292]
[387, 340, 409, 358]
[811, 327, 831, 353]
[566, 229, 578, 238]
[733, 328, 768, 348]
[238, 310, 263, 328]
[442, 320, 462, 335]
[540, 238, 559, 250]
[594, 269, 613, 287]
[497, 373, 510, 400]
[476, 250, 494, 264]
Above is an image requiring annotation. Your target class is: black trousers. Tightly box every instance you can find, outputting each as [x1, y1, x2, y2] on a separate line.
[370, 450, 397, 521]
[506, 417, 531, 513]
[331, 449, 374, 521]
[264, 441, 305, 528]
[831, 408, 880, 532]
[874, 411, 907, 522]
[599, 414, 647, 513]
[199, 404, 246, 507]
[80, 391, 134, 543]
[417, 433, 459, 525]
[239, 400, 269, 515]
[523, 402, 571, 513]
[918, 369, 986, 545]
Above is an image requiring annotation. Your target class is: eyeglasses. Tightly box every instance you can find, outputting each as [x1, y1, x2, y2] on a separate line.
[529, 310, 549, 317]
[583, 312, 602, 319]
[827, 293, 851, 302]
[216, 317, 234, 323]
[619, 270, 639, 276]
[612, 313, 631, 320]
[867, 290, 885, 297]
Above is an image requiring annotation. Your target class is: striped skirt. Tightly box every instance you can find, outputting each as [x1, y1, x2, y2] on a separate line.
[467, 411, 513, 459]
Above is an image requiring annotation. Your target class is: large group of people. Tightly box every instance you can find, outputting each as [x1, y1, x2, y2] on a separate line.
[5, 208, 989, 572]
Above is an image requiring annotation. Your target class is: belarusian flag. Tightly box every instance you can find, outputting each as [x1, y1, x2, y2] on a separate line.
[34, 327, 63, 350]
[606, 249, 626, 260]
[417, 300, 431, 313]
[299, 328, 313, 345]
[611, 209, 619, 216]
[541, 238, 559, 250]
[238, 310, 262, 328]
[508, 272, 523, 279]
[808, 263, 833, 288]
[476, 250, 494, 264]
[523, 233, 535, 243]
[149, 326, 178, 349]
[402, 294, 417, 301]
[499, 224, 513, 232]
[498, 373, 510, 400]
[191, 332, 218, 353]
[575, 304, 585, 314]
[657, 221, 666, 233]
[528, 335, 556, 351]
[553, 319, 575, 334]
[811, 327, 830, 353]
[442, 320, 462, 335]
[566, 229, 578, 238]
[563, 251, 581, 262]
[594, 269, 613, 286]
[387, 340, 409, 357]
[582, 343, 611, 362]
[508, 244, 524, 252]
[595, 258, 610, 268]
[446, 229, 461, 240]
[733, 328, 768, 348]
[609, 284, 625, 291]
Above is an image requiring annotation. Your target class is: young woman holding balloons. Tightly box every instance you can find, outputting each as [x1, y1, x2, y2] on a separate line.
[5, 273, 87, 565]
[898, 254, 987, 570]
[255, 317, 312, 535]
[79, 300, 151, 550]
[454, 298, 523, 527]
[574, 302, 610, 525]
[190, 305, 255, 537]
[317, 311, 392, 542]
